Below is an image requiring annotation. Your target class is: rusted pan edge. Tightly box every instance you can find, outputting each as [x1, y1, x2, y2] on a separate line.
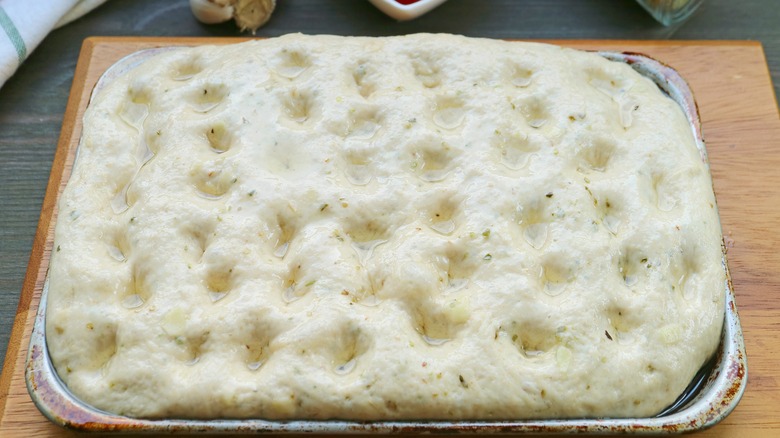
[25, 48, 747, 434]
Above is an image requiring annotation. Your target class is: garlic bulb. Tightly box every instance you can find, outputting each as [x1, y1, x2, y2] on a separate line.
[233, 0, 277, 32]
[189, 0, 276, 33]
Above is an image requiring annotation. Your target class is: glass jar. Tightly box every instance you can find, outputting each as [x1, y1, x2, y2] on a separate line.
[635, 0, 706, 26]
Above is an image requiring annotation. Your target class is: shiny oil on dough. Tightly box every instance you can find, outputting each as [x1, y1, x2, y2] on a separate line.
[46, 34, 726, 419]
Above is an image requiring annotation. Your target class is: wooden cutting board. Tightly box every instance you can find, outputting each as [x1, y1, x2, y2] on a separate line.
[1, 37, 779, 437]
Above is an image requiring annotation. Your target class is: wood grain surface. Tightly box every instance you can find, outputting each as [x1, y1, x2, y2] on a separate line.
[1, 37, 779, 437]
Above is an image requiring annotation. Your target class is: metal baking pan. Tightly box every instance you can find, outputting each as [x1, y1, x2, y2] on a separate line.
[25, 46, 747, 434]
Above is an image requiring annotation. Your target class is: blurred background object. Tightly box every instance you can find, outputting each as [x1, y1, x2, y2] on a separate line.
[368, 0, 449, 21]
[636, 0, 706, 26]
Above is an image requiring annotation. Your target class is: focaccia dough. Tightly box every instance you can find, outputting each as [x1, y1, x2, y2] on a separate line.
[46, 34, 725, 419]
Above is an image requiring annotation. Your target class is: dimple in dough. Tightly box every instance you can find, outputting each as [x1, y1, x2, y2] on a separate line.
[46, 34, 725, 420]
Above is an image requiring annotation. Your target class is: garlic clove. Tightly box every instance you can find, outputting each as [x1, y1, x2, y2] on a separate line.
[190, 0, 234, 25]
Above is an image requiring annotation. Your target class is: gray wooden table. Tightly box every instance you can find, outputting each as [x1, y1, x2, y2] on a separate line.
[1, 0, 778, 374]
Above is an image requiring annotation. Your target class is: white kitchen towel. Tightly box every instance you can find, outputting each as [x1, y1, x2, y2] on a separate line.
[0, 0, 106, 89]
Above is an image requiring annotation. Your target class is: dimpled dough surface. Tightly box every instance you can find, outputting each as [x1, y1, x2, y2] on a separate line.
[46, 34, 725, 420]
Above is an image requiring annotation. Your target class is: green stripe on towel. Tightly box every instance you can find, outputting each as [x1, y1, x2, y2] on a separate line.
[0, 6, 27, 64]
